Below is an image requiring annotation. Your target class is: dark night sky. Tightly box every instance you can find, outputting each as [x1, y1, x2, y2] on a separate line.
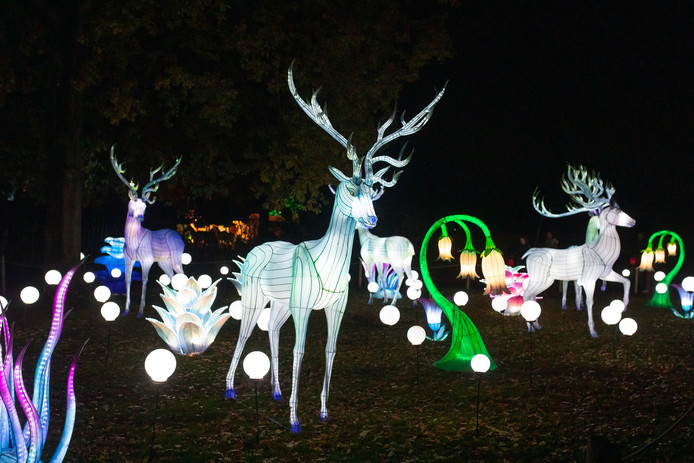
[358, 3, 694, 272]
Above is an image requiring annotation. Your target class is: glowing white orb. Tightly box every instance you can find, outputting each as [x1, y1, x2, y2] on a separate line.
[171, 274, 188, 291]
[406, 287, 421, 301]
[601, 306, 621, 326]
[655, 282, 668, 294]
[220, 266, 229, 276]
[159, 274, 171, 286]
[682, 276, 694, 292]
[520, 300, 541, 322]
[20, 286, 40, 305]
[93, 285, 111, 303]
[621, 268, 631, 277]
[367, 282, 379, 294]
[471, 354, 491, 373]
[347, 273, 351, 282]
[410, 270, 419, 280]
[491, 297, 508, 313]
[407, 325, 426, 346]
[83, 271, 96, 284]
[0, 296, 7, 311]
[379, 305, 400, 326]
[110, 268, 122, 279]
[453, 291, 469, 306]
[229, 300, 243, 320]
[654, 271, 666, 282]
[257, 307, 271, 331]
[145, 349, 177, 383]
[619, 317, 638, 336]
[181, 253, 192, 265]
[198, 274, 212, 289]
[44, 269, 62, 285]
[610, 299, 625, 313]
[243, 351, 271, 380]
[411, 280, 423, 290]
[100, 301, 120, 321]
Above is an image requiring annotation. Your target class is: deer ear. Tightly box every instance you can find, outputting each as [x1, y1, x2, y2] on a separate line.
[329, 166, 350, 183]
[128, 190, 136, 200]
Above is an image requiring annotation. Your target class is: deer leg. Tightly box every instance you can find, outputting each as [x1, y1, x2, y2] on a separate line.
[367, 267, 375, 305]
[225, 300, 267, 399]
[575, 282, 584, 310]
[138, 261, 153, 318]
[268, 302, 291, 402]
[603, 270, 630, 309]
[391, 267, 404, 306]
[583, 282, 598, 338]
[288, 307, 312, 433]
[123, 256, 135, 316]
[376, 264, 387, 305]
[320, 291, 348, 423]
[561, 280, 568, 309]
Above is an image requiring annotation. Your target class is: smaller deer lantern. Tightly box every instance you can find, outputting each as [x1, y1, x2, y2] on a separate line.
[110, 146, 185, 317]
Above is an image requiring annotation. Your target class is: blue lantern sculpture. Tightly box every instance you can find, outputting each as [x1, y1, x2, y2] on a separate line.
[94, 237, 141, 295]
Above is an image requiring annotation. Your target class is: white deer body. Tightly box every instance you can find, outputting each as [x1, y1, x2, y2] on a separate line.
[225, 65, 445, 433]
[357, 227, 414, 305]
[523, 166, 635, 337]
[111, 147, 184, 317]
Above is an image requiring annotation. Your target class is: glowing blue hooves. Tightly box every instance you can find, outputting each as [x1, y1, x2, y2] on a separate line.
[225, 388, 236, 399]
[290, 423, 302, 433]
[320, 413, 329, 423]
[273, 392, 283, 402]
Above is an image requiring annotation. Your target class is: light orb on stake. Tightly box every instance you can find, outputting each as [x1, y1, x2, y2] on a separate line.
[83, 271, 96, 283]
[229, 300, 243, 320]
[407, 325, 426, 346]
[198, 274, 212, 289]
[243, 351, 271, 380]
[159, 274, 171, 286]
[110, 268, 122, 279]
[520, 300, 541, 323]
[220, 265, 229, 276]
[171, 273, 188, 291]
[682, 276, 694, 292]
[181, 252, 192, 265]
[45, 269, 62, 285]
[654, 271, 666, 282]
[101, 301, 120, 321]
[145, 349, 177, 383]
[453, 291, 469, 307]
[406, 286, 422, 301]
[380, 305, 400, 326]
[20, 286, 40, 304]
[655, 282, 668, 294]
[491, 296, 508, 314]
[601, 306, 622, 326]
[471, 353, 491, 373]
[367, 281, 380, 294]
[619, 317, 638, 336]
[93, 285, 111, 303]
[257, 307, 271, 331]
[621, 268, 631, 278]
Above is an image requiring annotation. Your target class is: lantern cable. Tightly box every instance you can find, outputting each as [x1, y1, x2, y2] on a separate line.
[622, 401, 694, 460]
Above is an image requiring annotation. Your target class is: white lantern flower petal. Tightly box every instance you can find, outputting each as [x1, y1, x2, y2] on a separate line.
[146, 319, 182, 353]
[203, 313, 232, 350]
[178, 321, 205, 355]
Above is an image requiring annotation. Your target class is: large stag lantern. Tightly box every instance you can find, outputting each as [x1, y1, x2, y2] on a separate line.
[523, 165, 635, 337]
[225, 65, 445, 433]
[110, 147, 185, 317]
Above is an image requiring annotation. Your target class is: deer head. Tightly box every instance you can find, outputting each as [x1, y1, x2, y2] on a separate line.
[110, 145, 182, 222]
[288, 65, 446, 228]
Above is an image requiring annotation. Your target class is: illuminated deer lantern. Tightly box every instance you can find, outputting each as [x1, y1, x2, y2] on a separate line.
[225, 66, 445, 433]
[357, 226, 415, 305]
[110, 147, 185, 317]
[523, 165, 635, 337]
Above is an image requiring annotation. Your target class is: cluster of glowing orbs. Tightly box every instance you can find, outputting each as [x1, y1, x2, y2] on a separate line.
[619, 318, 638, 336]
[367, 281, 380, 294]
[229, 300, 243, 320]
[379, 305, 400, 326]
[405, 270, 419, 286]
[610, 299, 626, 313]
[407, 325, 427, 346]
[220, 266, 230, 276]
[437, 235, 454, 261]
[682, 276, 694, 292]
[20, 286, 40, 304]
[101, 301, 120, 321]
[45, 269, 62, 285]
[243, 351, 271, 380]
[491, 296, 508, 314]
[257, 308, 271, 331]
[83, 271, 96, 283]
[171, 273, 188, 291]
[453, 291, 469, 306]
[93, 285, 111, 303]
[181, 252, 193, 265]
[470, 354, 491, 373]
[520, 300, 541, 322]
[145, 349, 177, 383]
[406, 279, 423, 301]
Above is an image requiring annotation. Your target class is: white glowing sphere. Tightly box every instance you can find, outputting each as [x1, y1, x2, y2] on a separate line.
[610, 299, 625, 313]
[621, 268, 631, 277]
[406, 287, 422, 301]
[257, 307, 271, 331]
[144, 349, 177, 383]
[229, 300, 243, 320]
[171, 274, 188, 291]
[198, 274, 212, 289]
[407, 325, 426, 346]
[405, 278, 413, 287]
[453, 291, 469, 306]
[655, 282, 668, 294]
[20, 286, 40, 305]
[110, 268, 122, 279]
[44, 269, 62, 285]
[654, 271, 666, 282]
[379, 305, 400, 326]
[0, 296, 7, 311]
[220, 266, 229, 276]
[181, 253, 192, 265]
[93, 285, 111, 303]
[159, 274, 171, 286]
[243, 351, 271, 380]
[100, 301, 120, 321]
[471, 354, 491, 373]
[682, 276, 694, 293]
[83, 271, 96, 284]
[410, 270, 419, 280]
[491, 297, 508, 313]
[347, 273, 351, 282]
[367, 281, 379, 294]
[80, 252, 85, 260]
[411, 279, 423, 290]
[619, 317, 638, 336]
[601, 306, 622, 326]
[520, 300, 541, 322]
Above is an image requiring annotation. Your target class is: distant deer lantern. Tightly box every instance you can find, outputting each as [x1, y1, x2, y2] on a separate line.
[110, 147, 185, 317]
[523, 165, 635, 337]
[357, 226, 415, 305]
[225, 65, 445, 433]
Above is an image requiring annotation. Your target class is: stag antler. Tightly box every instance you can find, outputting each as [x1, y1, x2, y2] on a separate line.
[110, 145, 138, 196]
[110, 145, 181, 203]
[533, 164, 615, 218]
[288, 64, 445, 189]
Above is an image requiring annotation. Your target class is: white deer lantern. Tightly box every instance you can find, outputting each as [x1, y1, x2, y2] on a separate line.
[110, 147, 185, 317]
[523, 165, 635, 337]
[225, 65, 445, 433]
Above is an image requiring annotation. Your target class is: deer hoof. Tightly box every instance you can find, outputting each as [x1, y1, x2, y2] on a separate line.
[273, 392, 283, 402]
[290, 423, 302, 433]
[320, 412, 329, 423]
[225, 388, 236, 400]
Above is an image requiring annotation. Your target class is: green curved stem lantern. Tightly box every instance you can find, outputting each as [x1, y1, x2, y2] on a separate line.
[419, 215, 500, 372]
[645, 230, 685, 309]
